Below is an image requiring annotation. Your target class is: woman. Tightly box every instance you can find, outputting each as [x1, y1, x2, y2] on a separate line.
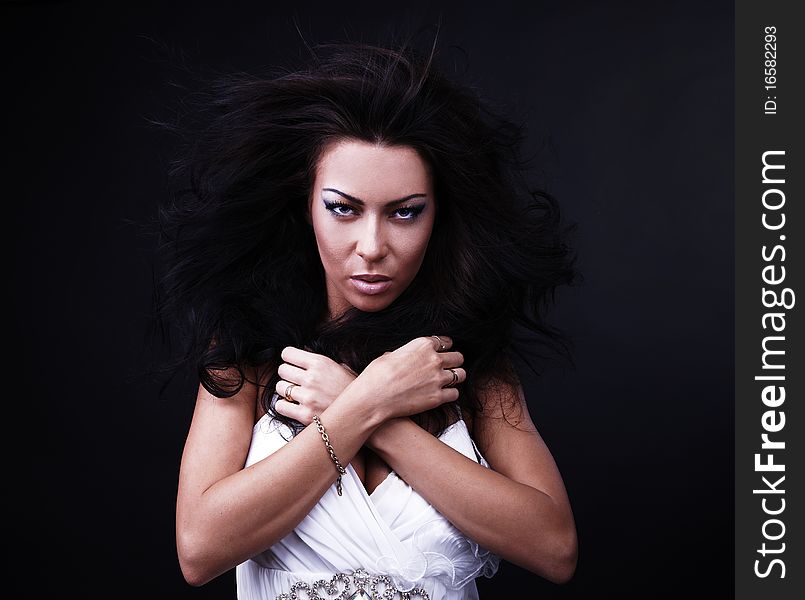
[154, 38, 577, 599]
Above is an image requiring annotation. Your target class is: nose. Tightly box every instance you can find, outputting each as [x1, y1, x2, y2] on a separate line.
[355, 218, 388, 262]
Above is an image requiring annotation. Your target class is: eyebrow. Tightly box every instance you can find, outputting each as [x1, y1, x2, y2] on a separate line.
[322, 188, 428, 206]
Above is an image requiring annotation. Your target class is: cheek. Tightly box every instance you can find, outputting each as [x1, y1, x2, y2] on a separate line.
[317, 239, 344, 267]
[401, 229, 433, 272]
[312, 221, 345, 262]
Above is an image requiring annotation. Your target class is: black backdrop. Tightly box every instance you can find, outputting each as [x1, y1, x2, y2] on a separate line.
[6, 1, 733, 598]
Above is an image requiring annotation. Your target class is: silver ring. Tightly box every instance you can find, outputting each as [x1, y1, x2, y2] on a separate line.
[445, 368, 459, 388]
[431, 335, 446, 351]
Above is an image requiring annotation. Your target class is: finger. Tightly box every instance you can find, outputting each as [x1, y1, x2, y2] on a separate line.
[277, 362, 306, 384]
[440, 387, 460, 403]
[437, 350, 464, 368]
[274, 398, 307, 421]
[275, 380, 300, 403]
[441, 367, 466, 388]
[280, 345, 323, 368]
[428, 335, 452, 352]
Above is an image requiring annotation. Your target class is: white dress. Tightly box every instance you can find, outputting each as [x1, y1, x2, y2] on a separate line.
[236, 404, 500, 600]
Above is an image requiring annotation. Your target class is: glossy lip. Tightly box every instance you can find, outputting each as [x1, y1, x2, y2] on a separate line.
[350, 276, 392, 295]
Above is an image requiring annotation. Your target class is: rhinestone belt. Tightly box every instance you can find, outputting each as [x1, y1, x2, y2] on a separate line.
[274, 568, 430, 600]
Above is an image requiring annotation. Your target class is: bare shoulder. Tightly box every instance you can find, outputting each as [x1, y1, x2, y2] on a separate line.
[190, 365, 262, 430]
[469, 374, 560, 487]
[471, 374, 538, 437]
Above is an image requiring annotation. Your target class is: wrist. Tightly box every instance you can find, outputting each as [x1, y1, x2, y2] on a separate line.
[331, 379, 388, 433]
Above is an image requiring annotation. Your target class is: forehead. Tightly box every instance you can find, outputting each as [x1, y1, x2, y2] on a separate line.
[313, 140, 432, 199]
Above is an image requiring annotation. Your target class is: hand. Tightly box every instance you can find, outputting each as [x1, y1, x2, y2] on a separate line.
[274, 346, 358, 425]
[353, 335, 466, 422]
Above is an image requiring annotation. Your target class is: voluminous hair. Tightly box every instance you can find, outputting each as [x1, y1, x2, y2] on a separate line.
[152, 39, 577, 437]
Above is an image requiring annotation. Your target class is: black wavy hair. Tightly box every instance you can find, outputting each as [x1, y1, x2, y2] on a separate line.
[151, 37, 577, 438]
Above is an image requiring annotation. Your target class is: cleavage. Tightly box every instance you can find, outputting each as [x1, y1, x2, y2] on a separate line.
[357, 448, 392, 496]
[353, 417, 462, 496]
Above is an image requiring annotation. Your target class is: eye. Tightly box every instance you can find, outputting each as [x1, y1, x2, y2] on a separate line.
[324, 200, 357, 217]
[393, 205, 426, 220]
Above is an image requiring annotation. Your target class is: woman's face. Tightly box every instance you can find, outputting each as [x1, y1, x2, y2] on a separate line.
[308, 139, 436, 319]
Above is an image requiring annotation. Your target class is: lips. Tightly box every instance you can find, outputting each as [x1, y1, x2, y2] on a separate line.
[352, 274, 391, 282]
[350, 274, 392, 295]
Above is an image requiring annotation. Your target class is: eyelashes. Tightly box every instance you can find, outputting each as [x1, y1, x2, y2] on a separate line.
[322, 201, 355, 216]
[395, 205, 426, 219]
[323, 200, 426, 220]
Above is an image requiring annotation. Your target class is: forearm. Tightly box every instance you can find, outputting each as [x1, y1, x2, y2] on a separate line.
[177, 391, 384, 586]
[366, 418, 577, 583]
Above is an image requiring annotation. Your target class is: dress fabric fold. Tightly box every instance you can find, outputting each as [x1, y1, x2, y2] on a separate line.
[236, 407, 501, 600]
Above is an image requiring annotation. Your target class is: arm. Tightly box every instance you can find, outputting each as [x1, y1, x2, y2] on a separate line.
[176, 369, 384, 586]
[365, 381, 577, 584]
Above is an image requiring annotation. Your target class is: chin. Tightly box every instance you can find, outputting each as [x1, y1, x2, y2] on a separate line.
[354, 301, 391, 313]
[350, 295, 396, 313]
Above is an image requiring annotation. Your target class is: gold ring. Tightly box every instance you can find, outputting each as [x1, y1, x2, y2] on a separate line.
[285, 383, 297, 403]
[431, 335, 446, 351]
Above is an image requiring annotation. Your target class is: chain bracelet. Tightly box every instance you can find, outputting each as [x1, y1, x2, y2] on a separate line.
[312, 414, 347, 496]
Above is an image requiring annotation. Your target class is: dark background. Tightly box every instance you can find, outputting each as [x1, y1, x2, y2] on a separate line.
[6, 1, 733, 598]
